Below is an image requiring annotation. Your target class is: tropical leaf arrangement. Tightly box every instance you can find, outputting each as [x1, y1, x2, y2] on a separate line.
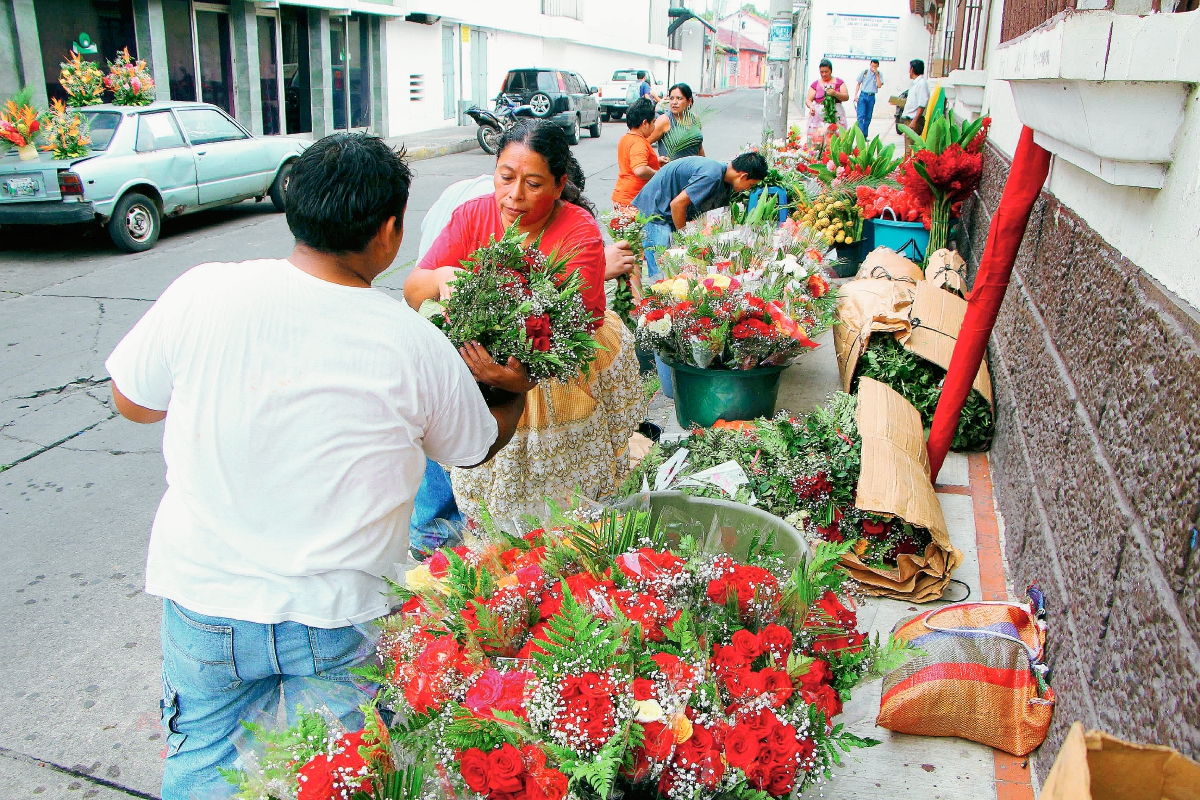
[41, 99, 91, 160]
[59, 52, 105, 107]
[660, 106, 715, 159]
[228, 509, 917, 800]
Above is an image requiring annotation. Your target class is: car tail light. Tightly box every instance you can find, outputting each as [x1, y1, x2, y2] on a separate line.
[58, 172, 84, 198]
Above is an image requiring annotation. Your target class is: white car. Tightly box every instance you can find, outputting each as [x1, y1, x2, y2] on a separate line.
[597, 69, 666, 121]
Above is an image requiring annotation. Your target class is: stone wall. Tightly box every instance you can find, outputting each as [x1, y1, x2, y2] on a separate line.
[958, 144, 1200, 779]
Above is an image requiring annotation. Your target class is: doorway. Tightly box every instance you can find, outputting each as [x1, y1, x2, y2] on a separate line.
[194, 3, 233, 114]
[280, 6, 311, 134]
[441, 24, 456, 120]
[470, 28, 489, 108]
[256, 13, 283, 136]
[329, 15, 371, 131]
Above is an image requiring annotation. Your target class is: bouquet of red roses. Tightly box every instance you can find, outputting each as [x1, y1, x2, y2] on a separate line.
[603, 207, 652, 331]
[420, 222, 602, 383]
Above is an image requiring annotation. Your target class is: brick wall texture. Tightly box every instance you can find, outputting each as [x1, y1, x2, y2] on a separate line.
[958, 144, 1200, 778]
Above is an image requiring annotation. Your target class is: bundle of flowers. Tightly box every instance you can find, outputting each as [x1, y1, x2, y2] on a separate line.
[806, 127, 901, 189]
[374, 511, 912, 800]
[898, 112, 991, 254]
[420, 222, 602, 383]
[633, 276, 821, 370]
[622, 396, 935, 568]
[59, 52, 105, 107]
[603, 207, 651, 331]
[104, 48, 155, 106]
[855, 334, 993, 452]
[854, 185, 931, 229]
[0, 88, 42, 153]
[40, 99, 90, 160]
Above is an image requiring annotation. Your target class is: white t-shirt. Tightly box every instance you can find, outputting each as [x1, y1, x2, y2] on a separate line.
[105, 259, 498, 628]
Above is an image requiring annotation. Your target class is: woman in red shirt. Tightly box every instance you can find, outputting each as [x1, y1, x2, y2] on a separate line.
[612, 98, 661, 209]
[405, 119, 645, 525]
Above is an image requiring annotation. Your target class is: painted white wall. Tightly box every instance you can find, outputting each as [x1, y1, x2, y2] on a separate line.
[673, 18, 708, 88]
[803, 0, 931, 125]
[976, 7, 1200, 312]
[384, 20, 452, 137]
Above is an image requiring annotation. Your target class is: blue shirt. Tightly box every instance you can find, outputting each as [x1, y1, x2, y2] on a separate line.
[632, 157, 730, 229]
[639, 81, 652, 98]
[857, 68, 883, 94]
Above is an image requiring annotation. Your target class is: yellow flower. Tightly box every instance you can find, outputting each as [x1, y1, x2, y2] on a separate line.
[405, 564, 449, 595]
[668, 278, 690, 300]
[670, 711, 693, 743]
[705, 274, 731, 290]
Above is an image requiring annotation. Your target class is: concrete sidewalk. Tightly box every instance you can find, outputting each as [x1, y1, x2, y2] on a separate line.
[384, 124, 481, 161]
[642, 326, 1040, 800]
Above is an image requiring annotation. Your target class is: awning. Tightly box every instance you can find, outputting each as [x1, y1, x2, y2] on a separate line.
[264, 0, 406, 16]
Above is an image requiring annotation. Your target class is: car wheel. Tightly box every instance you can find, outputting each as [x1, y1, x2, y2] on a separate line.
[611, 109, 625, 121]
[108, 192, 160, 253]
[529, 92, 553, 118]
[269, 161, 294, 212]
[589, 118, 602, 138]
[477, 124, 502, 155]
[566, 116, 580, 145]
[600, 110, 610, 122]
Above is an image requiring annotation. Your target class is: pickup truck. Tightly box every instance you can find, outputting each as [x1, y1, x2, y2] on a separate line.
[597, 69, 666, 121]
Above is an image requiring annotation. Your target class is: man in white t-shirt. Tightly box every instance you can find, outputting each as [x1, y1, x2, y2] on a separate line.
[901, 59, 931, 154]
[106, 133, 531, 799]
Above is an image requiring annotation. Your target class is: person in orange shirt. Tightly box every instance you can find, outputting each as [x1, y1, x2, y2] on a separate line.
[612, 98, 661, 209]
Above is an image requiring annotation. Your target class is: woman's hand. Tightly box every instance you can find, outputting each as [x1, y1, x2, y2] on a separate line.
[459, 341, 537, 394]
[604, 240, 636, 280]
[433, 266, 465, 300]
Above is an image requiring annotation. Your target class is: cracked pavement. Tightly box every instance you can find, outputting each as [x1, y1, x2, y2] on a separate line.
[0, 93, 760, 798]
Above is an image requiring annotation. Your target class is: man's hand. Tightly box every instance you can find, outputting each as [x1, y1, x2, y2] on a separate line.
[459, 342, 537, 394]
[604, 240, 636, 280]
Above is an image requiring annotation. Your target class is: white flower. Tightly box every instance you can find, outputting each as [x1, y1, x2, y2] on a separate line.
[633, 699, 665, 723]
[666, 247, 687, 258]
[648, 313, 672, 335]
[637, 314, 648, 329]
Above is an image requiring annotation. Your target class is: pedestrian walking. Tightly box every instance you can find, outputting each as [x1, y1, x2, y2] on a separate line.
[631, 152, 768, 280]
[900, 59, 931, 154]
[105, 133, 531, 800]
[854, 59, 884, 137]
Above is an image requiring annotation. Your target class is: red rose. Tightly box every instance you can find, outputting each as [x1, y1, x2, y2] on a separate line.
[766, 762, 798, 797]
[641, 720, 675, 760]
[807, 682, 843, 720]
[488, 743, 527, 793]
[521, 744, 547, 771]
[731, 629, 763, 662]
[632, 678, 654, 701]
[759, 624, 793, 659]
[711, 644, 747, 674]
[796, 658, 832, 693]
[458, 748, 492, 794]
[794, 736, 816, 765]
[464, 669, 504, 717]
[724, 667, 765, 699]
[815, 591, 857, 628]
[707, 579, 733, 605]
[427, 550, 450, 578]
[766, 721, 799, 760]
[525, 314, 552, 352]
[762, 669, 794, 706]
[861, 518, 888, 538]
[526, 768, 568, 800]
[723, 724, 762, 770]
[699, 752, 726, 788]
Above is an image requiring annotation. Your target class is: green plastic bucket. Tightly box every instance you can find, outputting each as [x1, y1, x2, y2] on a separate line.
[667, 360, 788, 428]
[635, 345, 657, 374]
[832, 238, 867, 278]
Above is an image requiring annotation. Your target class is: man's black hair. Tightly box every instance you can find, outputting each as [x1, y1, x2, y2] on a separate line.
[637, 70, 648, 80]
[731, 152, 769, 181]
[625, 97, 657, 129]
[285, 132, 412, 253]
[870, 58, 880, 65]
[910, 59, 925, 75]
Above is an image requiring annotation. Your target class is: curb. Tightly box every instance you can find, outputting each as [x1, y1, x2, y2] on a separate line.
[403, 138, 481, 162]
[697, 87, 738, 98]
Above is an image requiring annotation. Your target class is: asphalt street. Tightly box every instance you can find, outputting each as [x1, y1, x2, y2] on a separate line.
[0, 88, 767, 798]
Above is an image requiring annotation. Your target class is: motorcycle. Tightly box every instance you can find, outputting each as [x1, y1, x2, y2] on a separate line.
[466, 94, 533, 155]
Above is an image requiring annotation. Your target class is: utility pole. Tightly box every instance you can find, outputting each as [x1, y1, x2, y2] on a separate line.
[762, 0, 794, 137]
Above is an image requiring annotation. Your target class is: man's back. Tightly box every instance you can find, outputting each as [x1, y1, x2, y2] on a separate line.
[632, 156, 728, 227]
[106, 258, 494, 627]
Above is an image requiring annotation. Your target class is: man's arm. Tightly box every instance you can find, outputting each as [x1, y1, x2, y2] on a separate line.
[669, 190, 690, 230]
[476, 391, 525, 465]
[112, 382, 167, 424]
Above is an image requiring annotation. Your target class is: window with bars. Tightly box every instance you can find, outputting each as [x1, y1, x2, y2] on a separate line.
[541, 0, 582, 20]
[938, 0, 991, 74]
[999, 0, 1075, 42]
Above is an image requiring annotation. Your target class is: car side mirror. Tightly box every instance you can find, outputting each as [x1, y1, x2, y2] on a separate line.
[589, 86, 598, 94]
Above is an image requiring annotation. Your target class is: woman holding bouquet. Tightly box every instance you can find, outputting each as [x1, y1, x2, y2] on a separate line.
[404, 120, 644, 526]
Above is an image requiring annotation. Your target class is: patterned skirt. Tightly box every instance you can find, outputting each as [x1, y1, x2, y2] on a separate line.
[451, 310, 645, 529]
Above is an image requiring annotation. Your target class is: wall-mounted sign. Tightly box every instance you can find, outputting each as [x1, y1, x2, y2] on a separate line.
[767, 20, 792, 62]
[72, 32, 98, 55]
[823, 14, 899, 61]
[461, 26, 470, 43]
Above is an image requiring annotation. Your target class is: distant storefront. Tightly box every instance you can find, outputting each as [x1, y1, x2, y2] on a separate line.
[7, 0, 397, 138]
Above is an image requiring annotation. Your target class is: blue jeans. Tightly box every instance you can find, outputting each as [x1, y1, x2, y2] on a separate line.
[410, 457, 465, 556]
[856, 93, 876, 137]
[642, 220, 674, 283]
[159, 599, 373, 799]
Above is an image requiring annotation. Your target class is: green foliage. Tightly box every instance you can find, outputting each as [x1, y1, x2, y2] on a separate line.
[899, 107, 986, 156]
[865, 633, 922, 679]
[440, 702, 529, 752]
[532, 581, 627, 677]
[780, 540, 853, 627]
[855, 334, 993, 451]
[351, 764, 427, 800]
[659, 106, 714, 158]
[810, 125, 902, 188]
[221, 708, 330, 796]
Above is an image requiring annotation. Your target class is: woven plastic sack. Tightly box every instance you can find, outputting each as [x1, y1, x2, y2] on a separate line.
[875, 589, 1054, 756]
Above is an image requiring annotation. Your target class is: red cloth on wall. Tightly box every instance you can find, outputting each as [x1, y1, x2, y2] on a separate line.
[418, 194, 607, 324]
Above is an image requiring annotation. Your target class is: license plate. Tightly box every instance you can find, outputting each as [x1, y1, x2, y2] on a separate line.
[4, 177, 40, 197]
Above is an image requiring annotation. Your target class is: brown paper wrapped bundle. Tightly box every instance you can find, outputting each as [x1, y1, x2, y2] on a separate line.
[844, 378, 962, 601]
[1041, 722, 1200, 800]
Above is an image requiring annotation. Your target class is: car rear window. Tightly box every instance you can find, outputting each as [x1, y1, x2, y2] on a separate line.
[612, 70, 639, 81]
[78, 111, 122, 151]
[507, 70, 562, 93]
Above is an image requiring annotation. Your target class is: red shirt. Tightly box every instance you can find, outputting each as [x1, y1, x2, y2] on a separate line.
[418, 195, 607, 323]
